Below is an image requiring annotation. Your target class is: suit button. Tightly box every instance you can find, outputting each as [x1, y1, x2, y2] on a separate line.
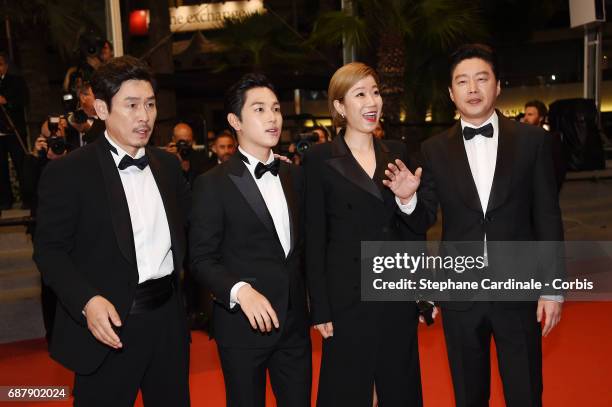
[353, 284, 359, 291]
[382, 227, 389, 233]
[353, 257, 359, 262]
[347, 203, 352, 210]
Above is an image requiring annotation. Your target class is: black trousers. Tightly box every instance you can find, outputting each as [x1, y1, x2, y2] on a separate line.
[217, 308, 312, 407]
[73, 294, 190, 407]
[316, 302, 422, 407]
[442, 302, 542, 407]
[0, 133, 25, 207]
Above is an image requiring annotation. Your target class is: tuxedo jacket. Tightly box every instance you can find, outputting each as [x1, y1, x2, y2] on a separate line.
[189, 153, 309, 348]
[303, 135, 426, 325]
[416, 113, 564, 309]
[33, 138, 191, 374]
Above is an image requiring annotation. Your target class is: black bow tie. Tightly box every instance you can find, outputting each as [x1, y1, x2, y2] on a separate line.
[254, 159, 280, 179]
[105, 137, 149, 170]
[118, 154, 149, 170]
[463, 123, 494, 141]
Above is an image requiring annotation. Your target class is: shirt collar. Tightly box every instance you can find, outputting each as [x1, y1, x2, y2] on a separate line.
[238, 146, 275, 176]
[105, 131, 146, 167]
[460, 111, 498, 141]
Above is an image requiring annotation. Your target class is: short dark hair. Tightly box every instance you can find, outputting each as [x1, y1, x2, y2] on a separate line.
[224, 73, 276, 120]
[215, 132, 236, 144]
[90, 55, 156, 112]
[525, 100, 548, 118]
[449, 43, 499, 84]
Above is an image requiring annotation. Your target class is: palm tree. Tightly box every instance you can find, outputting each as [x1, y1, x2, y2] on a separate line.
[308, 0, 485, 140]
[211, 11, 309, 72]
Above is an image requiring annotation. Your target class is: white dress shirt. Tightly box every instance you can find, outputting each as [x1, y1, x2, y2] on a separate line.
[461, 112, 499, 213]
[105, 133, 174, 283]
[229, 146, 291, 306]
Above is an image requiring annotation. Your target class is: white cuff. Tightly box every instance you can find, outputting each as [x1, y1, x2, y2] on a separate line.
[396, 193, 418, 215]
[229, 282, 250, 309]
[540, 294, 564, 303]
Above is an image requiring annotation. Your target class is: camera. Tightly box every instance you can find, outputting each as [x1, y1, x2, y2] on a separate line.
[176, 139, 193, 160]
[48, 136, 68, 155]
[40, 116, 68, 158]
[294, 132, 319, 155]
[62, 93, 78, 114]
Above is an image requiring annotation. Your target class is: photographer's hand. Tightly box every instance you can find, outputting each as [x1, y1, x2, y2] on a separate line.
[32, 136, 47, 156]
[166, 142, 179, 156]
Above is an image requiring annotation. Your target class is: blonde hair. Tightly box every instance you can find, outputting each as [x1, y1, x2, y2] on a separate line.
[328, 62, 380, 129]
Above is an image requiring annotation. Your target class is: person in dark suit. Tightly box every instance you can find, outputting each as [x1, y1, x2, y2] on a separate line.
[523, 100, 566, 191]
[190, 73, 311, 407]
[304, 62, 430, 407]
[0, 52, 28, 209]
[414, 44, 564, 407]
[33, 56, 191, 407]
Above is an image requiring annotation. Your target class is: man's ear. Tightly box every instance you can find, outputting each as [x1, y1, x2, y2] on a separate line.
[448, 87, 455, 103]
[94, 99, 109, 120]
[227, 113, 241, 134]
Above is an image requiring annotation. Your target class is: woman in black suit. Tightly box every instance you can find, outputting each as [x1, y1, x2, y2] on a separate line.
[304, 62, 431, 406]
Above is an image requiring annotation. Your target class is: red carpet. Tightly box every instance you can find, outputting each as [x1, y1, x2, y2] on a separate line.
[0, 302, 610, 406]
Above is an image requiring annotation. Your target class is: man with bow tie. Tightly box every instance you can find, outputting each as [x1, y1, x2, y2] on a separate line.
[190, 73, 311, 407]
[34, 56, 191, 407]
[404, 44, 564, 407]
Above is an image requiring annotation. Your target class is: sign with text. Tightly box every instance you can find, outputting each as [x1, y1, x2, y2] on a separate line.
[170, 1, 265, 32]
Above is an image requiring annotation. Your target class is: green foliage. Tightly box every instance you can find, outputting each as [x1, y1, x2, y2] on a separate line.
[212, 11, 308, 71]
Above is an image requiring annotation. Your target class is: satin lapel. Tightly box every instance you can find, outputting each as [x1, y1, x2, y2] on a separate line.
[227, 155, 277, 237]
[486, 114, 515, 213]
[326, 135, 383, 201]
[373, 139, 399, 210]
[94, 139, 136, 266]
[146, 149, 184, 266]
[279, 163, 298, 255]
[447, 123, 483, 213]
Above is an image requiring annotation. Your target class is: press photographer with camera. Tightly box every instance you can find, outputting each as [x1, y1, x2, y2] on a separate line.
[288, 125, 330, 165]
[166, 122, 212, 186]
[0, 51, 29, 210]
[23, 117, 74, 343]
[64, 83, 106, 146]
[23, 117, 73, 219]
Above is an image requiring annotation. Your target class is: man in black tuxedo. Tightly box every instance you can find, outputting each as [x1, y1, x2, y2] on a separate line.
[408, 44, 564, 407]
[0, 52, 28, 209]
[190, 73, 311, 407]
[33, 56, 191, 407]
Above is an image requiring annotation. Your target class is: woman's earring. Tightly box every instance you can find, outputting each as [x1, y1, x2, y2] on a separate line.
[341, 113, 345, 119]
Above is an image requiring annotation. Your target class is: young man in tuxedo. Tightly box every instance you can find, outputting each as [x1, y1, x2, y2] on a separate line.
[33, 56, 191, 407]
[404, 44, 564, 407]
[190, 73, 311, 407]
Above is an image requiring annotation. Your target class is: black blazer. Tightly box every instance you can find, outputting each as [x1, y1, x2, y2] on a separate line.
[417, 113, 564, 308]
[303, 135, 425, 325]
[33, 138, 191, 374]
[189, 154, 309, 348]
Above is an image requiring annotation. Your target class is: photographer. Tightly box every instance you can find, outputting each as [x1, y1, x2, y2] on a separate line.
[166, 122, 212, 186]
[64, 83, 105, 146]
[24, 118, 73, 219]
[288, 125, 330, 165]
[23, 118, 73, 343]
[0, 52, 29, 210]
